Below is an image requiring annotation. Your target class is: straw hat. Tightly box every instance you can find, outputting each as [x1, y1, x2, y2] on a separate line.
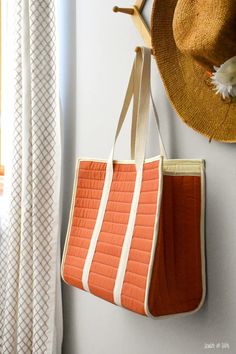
[151, 0, 236, 142]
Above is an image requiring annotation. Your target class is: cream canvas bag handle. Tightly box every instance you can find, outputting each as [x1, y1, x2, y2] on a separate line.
[82, 48, 161, 295]
[131, 50, 167, 159]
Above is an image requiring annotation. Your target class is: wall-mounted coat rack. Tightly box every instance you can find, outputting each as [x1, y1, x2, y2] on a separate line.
[113, 0, 152, 48]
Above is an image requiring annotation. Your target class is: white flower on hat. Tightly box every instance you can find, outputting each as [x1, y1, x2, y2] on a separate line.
[211, 56, 236, 99]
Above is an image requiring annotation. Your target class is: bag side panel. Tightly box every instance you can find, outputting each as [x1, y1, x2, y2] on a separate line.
[148, 173, 204, 316]
[62, 160, 106, 288]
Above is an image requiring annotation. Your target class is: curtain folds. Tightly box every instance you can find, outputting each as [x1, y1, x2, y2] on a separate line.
[0, 0, 62, 353]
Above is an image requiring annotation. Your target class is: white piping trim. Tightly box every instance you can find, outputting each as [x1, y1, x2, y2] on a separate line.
[76, 155, 162, 164]
[75, 156, 203, 165]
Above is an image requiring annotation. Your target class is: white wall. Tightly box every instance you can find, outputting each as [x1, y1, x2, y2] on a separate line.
[60, 1, 236, 353]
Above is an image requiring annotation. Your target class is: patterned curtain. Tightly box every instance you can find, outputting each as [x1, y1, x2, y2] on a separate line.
[0, 0, 62, 353]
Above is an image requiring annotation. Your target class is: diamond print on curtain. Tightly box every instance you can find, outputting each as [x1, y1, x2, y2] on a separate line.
[0, 0, 62, 353]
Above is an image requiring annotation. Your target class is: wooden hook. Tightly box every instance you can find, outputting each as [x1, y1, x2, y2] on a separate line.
[113, 1, 152, 48]
[113, 6, 134, 15]
[135, 46, 154, 55]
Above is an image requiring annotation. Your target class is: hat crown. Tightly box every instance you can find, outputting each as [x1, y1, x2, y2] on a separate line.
[173, 0, 236, 70]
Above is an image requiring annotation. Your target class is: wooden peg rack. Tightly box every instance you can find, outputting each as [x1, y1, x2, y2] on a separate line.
[113, 0, 152, 48]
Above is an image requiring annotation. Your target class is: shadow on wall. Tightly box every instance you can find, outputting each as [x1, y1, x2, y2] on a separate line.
[58, 0, 77, 350]
[59, 0, 77, 244]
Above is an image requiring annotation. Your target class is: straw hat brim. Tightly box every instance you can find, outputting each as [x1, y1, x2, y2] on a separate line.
[151, 0, 236, 143]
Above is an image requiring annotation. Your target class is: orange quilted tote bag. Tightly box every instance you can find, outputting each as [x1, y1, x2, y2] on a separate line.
[61, 47, 206, 318]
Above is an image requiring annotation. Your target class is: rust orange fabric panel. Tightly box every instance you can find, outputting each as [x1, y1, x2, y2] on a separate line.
[88, 162, 136, 303]
[121, 160, 160, 315]
[63, 161, 106, 289]
[63, 159, 161, 312]
[148, 175, 203, 316]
